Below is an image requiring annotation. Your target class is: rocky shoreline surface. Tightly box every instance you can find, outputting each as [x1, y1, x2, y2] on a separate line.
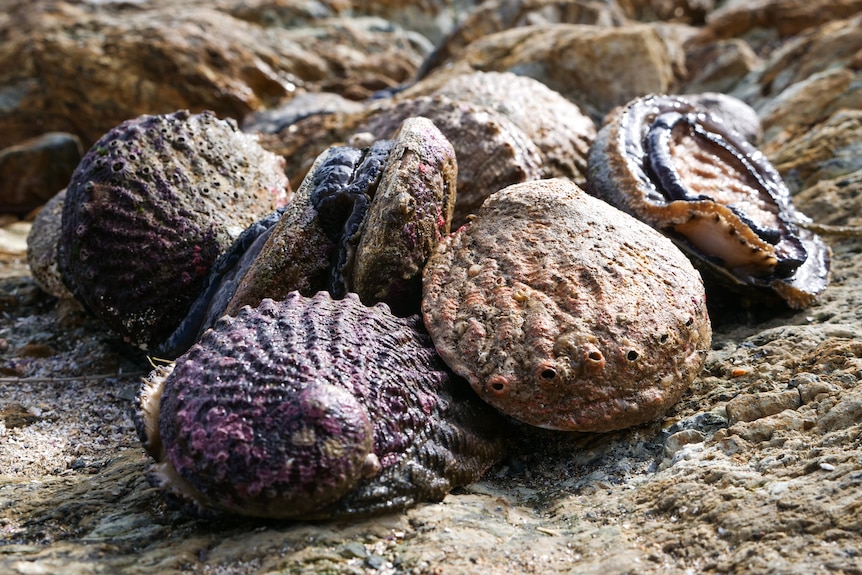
[2, 0, 862, 573]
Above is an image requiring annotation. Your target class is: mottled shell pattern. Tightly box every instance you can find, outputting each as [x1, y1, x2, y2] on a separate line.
[135, 291, 506, 520]
[587, 94, 830, 309]
[356, 94, 543, 228]
[59, 110, 290, 349]
[422, 178, 712, 432]
[159, 116, 457, 358]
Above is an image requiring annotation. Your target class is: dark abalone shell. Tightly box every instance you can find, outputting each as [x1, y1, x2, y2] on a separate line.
[59, 110, 290, 349]
[136, 291, 506, 520]
[586, 94, 830, 309]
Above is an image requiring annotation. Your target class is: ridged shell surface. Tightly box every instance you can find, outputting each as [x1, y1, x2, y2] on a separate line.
[138, 292, 506, 519]
[422, 178, 712, 432]
[59, 110, 289, 349]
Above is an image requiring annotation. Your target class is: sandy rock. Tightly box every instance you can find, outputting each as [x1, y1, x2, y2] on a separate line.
[768, 109, 862, 193]
[416, 0, 627, 79]
[681, 37, 759, 94]
[693, 0, 862, 44]
[730, 15, 862, 145]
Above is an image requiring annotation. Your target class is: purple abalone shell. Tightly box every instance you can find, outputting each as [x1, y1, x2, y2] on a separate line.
[136, 291, 506, 519]
[59, 110, 290, 350]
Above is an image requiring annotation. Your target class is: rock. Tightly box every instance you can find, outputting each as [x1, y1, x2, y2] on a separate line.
[416, 0, 627, 79]
[768, 109, 862, 193]
[0, 133, 81, 215]
[418, 23, 684, 121]
[693, 0, 862, 45]
[0, 1, 426, 150]
[730, 15, 862, 145]
[681, 38, 759, 94]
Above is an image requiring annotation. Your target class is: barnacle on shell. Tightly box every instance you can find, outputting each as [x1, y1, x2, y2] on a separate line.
[422, 178, 712, 432]
[58, 110, 290, 350]
[135, 291, 506, 520]
[587, 94, 830, 309]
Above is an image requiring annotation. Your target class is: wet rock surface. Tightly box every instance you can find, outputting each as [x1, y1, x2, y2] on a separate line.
[2, 0, 862, 574]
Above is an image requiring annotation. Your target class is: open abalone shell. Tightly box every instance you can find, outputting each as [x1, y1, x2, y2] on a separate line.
[587, 94, 830, 309]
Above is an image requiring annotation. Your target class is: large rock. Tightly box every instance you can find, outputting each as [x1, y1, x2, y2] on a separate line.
[0, 1, 426, 150]
[0, 133, 81, 215]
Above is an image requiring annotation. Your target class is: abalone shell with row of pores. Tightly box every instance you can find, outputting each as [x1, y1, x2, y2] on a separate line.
[58, 110, 290, 350]
[586, 94, 830, 309]
[214, 116, 456, 323]
[422, 178, 712, 433]
[135, 292, 506, 520]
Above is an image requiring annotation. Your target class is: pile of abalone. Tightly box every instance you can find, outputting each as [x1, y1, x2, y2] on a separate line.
[3, 0, 862, 573]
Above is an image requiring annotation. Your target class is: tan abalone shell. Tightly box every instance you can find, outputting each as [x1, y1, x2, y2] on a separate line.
[422, 178, 712, 432]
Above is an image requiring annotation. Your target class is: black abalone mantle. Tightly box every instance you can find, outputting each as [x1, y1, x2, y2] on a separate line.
[310, 141, 394, 298]
[587, 94, 831, 309]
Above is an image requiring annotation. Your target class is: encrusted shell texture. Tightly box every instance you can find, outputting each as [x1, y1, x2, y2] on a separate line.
[136, 292, 506, 520]
[422, 178, 712, 432]
[432, 71, 596, 185]
[356, 95, 543, 227]
[587, 94, 830, 309]
[217, 116, 456, 322]
[59, 110, 289, 349]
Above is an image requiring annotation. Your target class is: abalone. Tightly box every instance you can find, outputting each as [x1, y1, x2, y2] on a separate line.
[586, 94, 830, 309]
[136, 292, 506, 520]
[58, 110, 290, 350]
[160, 116, 456, 357]
[422, 178, 711, 432]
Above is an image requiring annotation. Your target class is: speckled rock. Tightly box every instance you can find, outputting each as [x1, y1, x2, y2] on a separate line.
[0, 133, 82, 215]
[423, 178, 711, 431]
[58, 110, 290, 350]
[136, 291, 507, 519]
